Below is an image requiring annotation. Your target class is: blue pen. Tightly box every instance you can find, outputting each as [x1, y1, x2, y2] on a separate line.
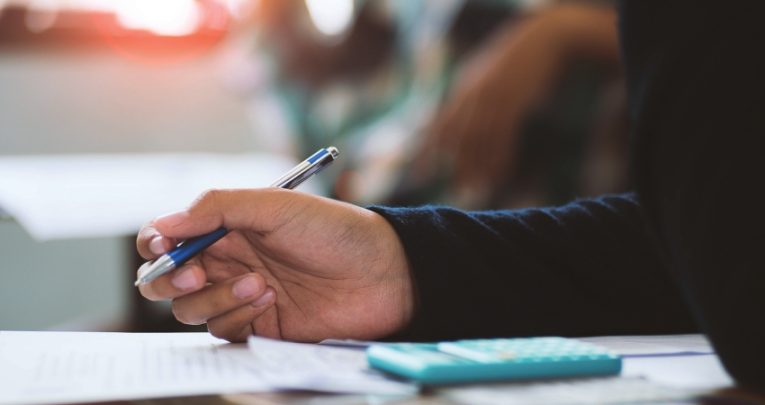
[134, 146, 340, 286]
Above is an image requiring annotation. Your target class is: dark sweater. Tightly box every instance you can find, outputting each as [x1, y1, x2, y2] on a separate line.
[371, 0, 765, 392]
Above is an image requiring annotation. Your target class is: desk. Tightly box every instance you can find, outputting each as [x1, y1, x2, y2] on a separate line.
[148, 353, 750, 405]
[194, 354, 755, 405]
[0, 213, 129, 331]
[2, 331, 761, 405]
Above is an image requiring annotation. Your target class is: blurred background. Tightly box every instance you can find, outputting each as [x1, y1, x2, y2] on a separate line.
[0, 0, 628, 332]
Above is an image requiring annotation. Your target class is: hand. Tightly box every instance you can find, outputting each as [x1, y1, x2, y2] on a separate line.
[136, 189, 414, 343]
[425, 14, 565, 199]
[418, 4, 618, 205]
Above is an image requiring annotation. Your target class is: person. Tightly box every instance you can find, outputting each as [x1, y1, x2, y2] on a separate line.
[136, 0, 765, 393]
[339, 2, 626, 210]
[405, 2, 623, 209]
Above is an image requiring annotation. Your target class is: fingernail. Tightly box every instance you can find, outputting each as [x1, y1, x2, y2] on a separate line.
[232, 277, 261, 299]
[252, 289, 274, 307]
[171, 267, 198, 291]
[155, 211, 189, 228]
[149, 236, 166, 255]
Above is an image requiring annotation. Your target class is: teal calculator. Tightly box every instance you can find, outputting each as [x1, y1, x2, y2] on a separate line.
[366, 337, 621, 385]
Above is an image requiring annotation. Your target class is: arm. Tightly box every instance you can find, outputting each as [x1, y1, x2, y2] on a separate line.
[372, 193, 697, 341]
[620, 0, 765, 391]
[414, 3, 620, 203]
[136, 189, 695, 344]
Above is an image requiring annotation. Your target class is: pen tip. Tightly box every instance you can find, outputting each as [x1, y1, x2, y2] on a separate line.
[326, 146, 339, 159]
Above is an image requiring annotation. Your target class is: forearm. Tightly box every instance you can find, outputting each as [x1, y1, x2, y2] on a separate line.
[462, 3, 620, 116]
[371, 194, 697, 341]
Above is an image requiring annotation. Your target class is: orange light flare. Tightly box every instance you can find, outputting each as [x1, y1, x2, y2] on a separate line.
[93, 0, 233, 65]
[1, 0, 254, 64]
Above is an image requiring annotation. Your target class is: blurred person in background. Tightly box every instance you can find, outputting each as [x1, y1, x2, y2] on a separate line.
[238, 0, 630, 210]
[400, 2, 623, 209]
[236, 0, 625, 210]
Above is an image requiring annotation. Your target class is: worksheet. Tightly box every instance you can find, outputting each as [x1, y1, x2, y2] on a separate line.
[248, 336, 417, 395]
[0, 332, 267, 404]
[0, 331, 413, 405]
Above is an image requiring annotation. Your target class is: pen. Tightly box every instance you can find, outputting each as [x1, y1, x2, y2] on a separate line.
[134, 146, 340, 286]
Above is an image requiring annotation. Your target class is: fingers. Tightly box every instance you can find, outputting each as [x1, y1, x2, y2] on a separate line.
[138, 262, 279, 343]
[138, 263, 207, 301]
[207, 288, 276, 342]
[151, 188, 303, 239]
[136, 225, 177, 260]
[171, 273, 272, 326]
[251, 305, 282, 340]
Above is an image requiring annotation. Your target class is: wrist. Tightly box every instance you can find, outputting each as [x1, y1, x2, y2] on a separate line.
[369, 210, 416, 335]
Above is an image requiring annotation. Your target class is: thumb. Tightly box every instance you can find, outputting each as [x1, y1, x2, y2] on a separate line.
[152, 188, 299, 239]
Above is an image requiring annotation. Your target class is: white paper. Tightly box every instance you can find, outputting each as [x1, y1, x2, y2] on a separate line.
[0, 153, 318, 240]
[0, 331, 416, 405]
[0, 331, 271, 405]
[442, 377, 695, 405]
[579, 334, 714, 357]
[247, 336, 417, 396]
[622, 355, 733, 390]
[581, 335, 732, 391]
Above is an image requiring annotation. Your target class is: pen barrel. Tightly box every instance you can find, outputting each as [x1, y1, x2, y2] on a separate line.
[168, 227, 229, 266]
[136, 147, 339, 287]
[270, 147, 337, 189]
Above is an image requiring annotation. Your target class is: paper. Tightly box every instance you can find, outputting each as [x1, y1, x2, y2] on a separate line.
[622, 355, 733, 390]
[0, 153, 318, 240]
[247, 336, 417, 395]
[579, 334, 714, 357]
[580, 335, 732, 391]
[0, 331, 269, 405]
[442, 377, 695, 405]
[0, 331, 415, 405]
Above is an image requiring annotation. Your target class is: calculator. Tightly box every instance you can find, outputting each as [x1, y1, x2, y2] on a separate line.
[366, 337, 621, 385]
